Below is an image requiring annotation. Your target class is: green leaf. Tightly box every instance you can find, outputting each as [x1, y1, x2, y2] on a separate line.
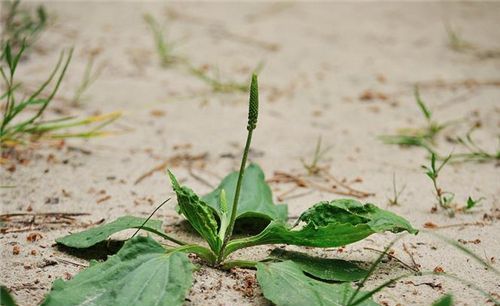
[225, 199, 417, 256]
[202, 163, 288, 222]
[269, 249, 368, 282]
[56, 216, 164, 248]
[4, 43, 13, 71]
[415, 86, 432, 121]
[169, 170, 222, 253]
[256, 261, 379, 306]
[432, 294, 453, 306]
[466, 196, 483, 210]
[42, 236, 194, 306]
[1, 286, 17, 306]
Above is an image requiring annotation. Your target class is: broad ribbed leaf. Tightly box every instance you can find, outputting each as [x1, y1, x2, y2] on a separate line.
[56, 216, 163, 248]
[297, 199, 417, 234]
[43, 236, 194, 306]
[256, 261, 379, 306]
[225, 199, 417, 256]
[169, 171, 222, 253]
[203, 163, 287, 222]
[269, 249, 368, 281]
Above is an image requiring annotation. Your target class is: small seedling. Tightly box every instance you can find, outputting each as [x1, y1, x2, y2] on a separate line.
[422, 153, 484, 216]
[445, 24, 475, 53]
[465, 196, 483, 210]
[0, 41, 119, 144]
[380, 86, 457, 156]
[143, 13, 264, 94]
[422, 153, 455, 214]
[451, 126, 500, 163]
[387, 173, 406, 206]
[0, 0, 47, 52]
[43, 75, 418, 306]
[445, 23, 500, 59]
[301, 136, 332, 175]
[379, 87, 498, 164]
[143, 13, 178, 67]
[185, 63, 256, 93]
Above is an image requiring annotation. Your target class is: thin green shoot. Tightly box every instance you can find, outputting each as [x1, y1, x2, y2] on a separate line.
[23, 111, 121, 139]
[131, 198, 170, 239]
[346, 235, 406, 305]
[143, 13, 177, 67]
[0, 0, 47, 52]
[445, 24, 475, 53]
[422, 153, 484, 215]
[301, 136, 332, 176]
[186, 61, 264, 94]
[379, 86, 460, 156]
[444, 23, 500, 59]
[451, 126, 500, 162]
[381, 86, 498, 163]
[72, 50, 104, 106]
[387, 173, 406, 206]
[143, 12, 264, 94]
[422, 153, 455, 214]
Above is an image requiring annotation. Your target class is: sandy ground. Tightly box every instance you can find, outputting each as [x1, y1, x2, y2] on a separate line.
[1, 2, 500, 306]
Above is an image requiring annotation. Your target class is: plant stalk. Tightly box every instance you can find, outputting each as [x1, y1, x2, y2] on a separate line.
[218, 74, 259, 263]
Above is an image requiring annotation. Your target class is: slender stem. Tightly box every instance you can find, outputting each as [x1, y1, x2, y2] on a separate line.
[217, 74, 259, 263]
[131, 198, 170, 239]
[226, 130, 253, 240]
[347, 235, 404, 305]
[218, 130, 253, 262]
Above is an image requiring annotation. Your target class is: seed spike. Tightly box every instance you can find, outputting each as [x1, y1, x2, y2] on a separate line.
[247, 74, 259, 131]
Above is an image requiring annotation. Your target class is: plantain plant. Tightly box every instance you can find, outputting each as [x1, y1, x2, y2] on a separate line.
[41, 75, 417, 306]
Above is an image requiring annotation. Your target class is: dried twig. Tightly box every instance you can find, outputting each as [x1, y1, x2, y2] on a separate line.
[134, 152, 208, 185]
[0, 212, 90, 219]
[423, 221, 487, 229]
[268, 171, 374, 199]
[55, 257, 89, 268]
[188, 163, 214, 189]
[402, 243, 420, 272]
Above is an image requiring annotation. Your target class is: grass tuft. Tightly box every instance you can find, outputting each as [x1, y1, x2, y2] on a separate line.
[1, 41, 119, 144]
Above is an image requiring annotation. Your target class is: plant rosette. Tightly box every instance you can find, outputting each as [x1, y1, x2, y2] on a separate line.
[41, 75, 417, 306]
